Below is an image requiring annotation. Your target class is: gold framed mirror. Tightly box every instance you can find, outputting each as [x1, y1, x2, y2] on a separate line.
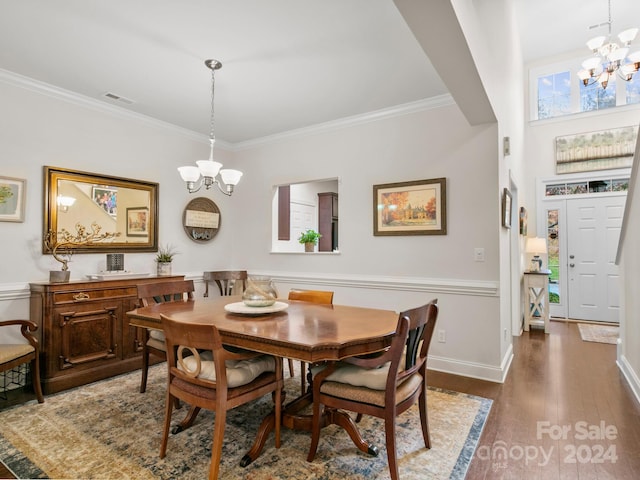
[43, 166, 159, 253]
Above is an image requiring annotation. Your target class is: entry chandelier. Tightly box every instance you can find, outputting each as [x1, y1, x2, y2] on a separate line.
[577, 0, 640, 89]
[178, 59, 242, 196]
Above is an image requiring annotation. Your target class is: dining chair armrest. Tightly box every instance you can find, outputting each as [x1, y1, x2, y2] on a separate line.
[0, 320, 39, 350]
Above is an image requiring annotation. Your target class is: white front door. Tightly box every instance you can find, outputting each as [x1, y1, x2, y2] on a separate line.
[566, 195, 625, 322]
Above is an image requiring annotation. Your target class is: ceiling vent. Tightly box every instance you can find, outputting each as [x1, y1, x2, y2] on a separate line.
[102, 92, 135, 105]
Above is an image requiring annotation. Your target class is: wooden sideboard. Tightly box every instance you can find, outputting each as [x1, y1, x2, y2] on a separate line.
[29, 275, 184, 394]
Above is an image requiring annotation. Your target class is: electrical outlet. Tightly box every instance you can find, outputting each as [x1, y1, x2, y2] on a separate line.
[438, 329, 446, 343]
[474, 248, 485, 262]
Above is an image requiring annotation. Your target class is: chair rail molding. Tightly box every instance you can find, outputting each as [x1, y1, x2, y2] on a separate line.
[255, 271, 499, 298]
[0, 283, 31, 301]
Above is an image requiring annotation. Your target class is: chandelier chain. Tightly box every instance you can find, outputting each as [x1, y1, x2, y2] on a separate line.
[209, 65, 216, 143]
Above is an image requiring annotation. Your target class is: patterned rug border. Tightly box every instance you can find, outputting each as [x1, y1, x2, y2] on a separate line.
[0, 366, 492, 480]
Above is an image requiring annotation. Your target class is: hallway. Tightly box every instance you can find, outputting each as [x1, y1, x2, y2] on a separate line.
[429, 320, 640, 479]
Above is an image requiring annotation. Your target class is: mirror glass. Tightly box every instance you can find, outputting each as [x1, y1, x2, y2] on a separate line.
[272, 178, 339, 253]
[43, 166, 158, 253]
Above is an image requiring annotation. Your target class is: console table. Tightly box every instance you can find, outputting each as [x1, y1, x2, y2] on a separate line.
[523, 270, 550, 334]
[29, 275, 183, 394]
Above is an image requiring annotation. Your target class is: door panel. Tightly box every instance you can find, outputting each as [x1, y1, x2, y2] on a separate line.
[567, 196, 624, 322]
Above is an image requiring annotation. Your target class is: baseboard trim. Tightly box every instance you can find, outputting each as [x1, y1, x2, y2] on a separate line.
[428, 344, 512, 384]
[617, 354, 640, 407]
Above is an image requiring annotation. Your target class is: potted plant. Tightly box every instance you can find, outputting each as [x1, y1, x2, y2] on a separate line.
[298, 229, 322, 252]
[156, 244, 179, 276]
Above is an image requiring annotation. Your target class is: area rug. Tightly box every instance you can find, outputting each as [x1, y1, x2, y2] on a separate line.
[0, 364, 491, 480]
[577, 323, 619, 345]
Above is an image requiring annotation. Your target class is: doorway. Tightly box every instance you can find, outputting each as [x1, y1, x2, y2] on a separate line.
[541, 176, 628, 322]
[566, 196, 625, 322]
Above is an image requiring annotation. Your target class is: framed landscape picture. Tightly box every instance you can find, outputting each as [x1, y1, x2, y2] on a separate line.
[555, 126, 638, 174]
[126, 207, 149, 237]
[373, 177, 446, 236]
[0, 176, 26, 222]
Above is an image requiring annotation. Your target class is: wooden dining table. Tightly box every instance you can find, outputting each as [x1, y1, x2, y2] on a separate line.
[126, 295, 398, 466]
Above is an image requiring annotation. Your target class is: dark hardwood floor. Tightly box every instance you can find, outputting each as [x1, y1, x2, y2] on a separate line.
[1, 319, 638, 479]
[429, 319, 640, 479]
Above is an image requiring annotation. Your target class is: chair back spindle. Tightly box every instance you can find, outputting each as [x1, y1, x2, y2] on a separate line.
[203, 270, 248, 297]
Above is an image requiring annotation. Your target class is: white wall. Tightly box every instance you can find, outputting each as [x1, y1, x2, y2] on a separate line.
[616, 132, 640, 403]
[0, 72, 509, 381]
[0, 79, 242, 330]
[451, 0, 527, 360]
[231, 103, 505, 380]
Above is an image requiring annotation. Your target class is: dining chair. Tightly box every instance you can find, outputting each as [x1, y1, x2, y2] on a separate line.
[287, 289, 334, 392]
[0, 320, 44, 403]
[203, 270, 248, 297]
[135, 280, 195, 395]
[307, 299, 438, 480]
[159, 314, 283, 480]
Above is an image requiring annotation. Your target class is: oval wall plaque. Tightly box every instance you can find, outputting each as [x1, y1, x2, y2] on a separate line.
[182, 197, 220, 242]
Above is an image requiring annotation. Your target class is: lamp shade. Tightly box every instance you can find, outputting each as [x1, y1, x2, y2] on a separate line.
[608, 47, 629, 62]
[618, 27, 638, 45]
[219, 169, 243, 186]
[178, 166, 201, 182]
[196, 160, 222, 178]
[525, 237, 547, 255]
[586, 35, 606, 52]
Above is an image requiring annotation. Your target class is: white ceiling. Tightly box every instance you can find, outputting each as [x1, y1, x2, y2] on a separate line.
[1, 0, 638, 145]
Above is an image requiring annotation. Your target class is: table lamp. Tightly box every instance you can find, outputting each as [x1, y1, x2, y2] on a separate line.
[525, 237, 547, 272]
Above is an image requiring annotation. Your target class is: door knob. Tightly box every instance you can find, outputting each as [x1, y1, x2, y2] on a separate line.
[569, 263, 575, 267]
[569, 255, 575, 259]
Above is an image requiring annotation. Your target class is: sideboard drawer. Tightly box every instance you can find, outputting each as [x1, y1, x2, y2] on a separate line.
[52, 286, 138, 305]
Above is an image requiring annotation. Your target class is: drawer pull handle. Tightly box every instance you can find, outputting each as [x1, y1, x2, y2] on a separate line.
[73, 292, 90, 301]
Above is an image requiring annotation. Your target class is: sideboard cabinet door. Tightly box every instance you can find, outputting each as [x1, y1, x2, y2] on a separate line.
[55, 302, 120, 370]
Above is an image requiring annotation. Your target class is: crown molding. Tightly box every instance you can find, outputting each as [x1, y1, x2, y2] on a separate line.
[0, 67, 452, 151]
[0, 68, 223, 146]
[231, 94, 456, 151]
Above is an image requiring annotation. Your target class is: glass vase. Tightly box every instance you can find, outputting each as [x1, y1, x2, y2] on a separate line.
[242, 276, 278, 307]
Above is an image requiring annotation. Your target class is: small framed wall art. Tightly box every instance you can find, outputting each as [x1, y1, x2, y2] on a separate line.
[0, 176, 26, 222]
[126, 207, 149, 237]
[519, 206, 528, 235]
[502, 188, 512, 229]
